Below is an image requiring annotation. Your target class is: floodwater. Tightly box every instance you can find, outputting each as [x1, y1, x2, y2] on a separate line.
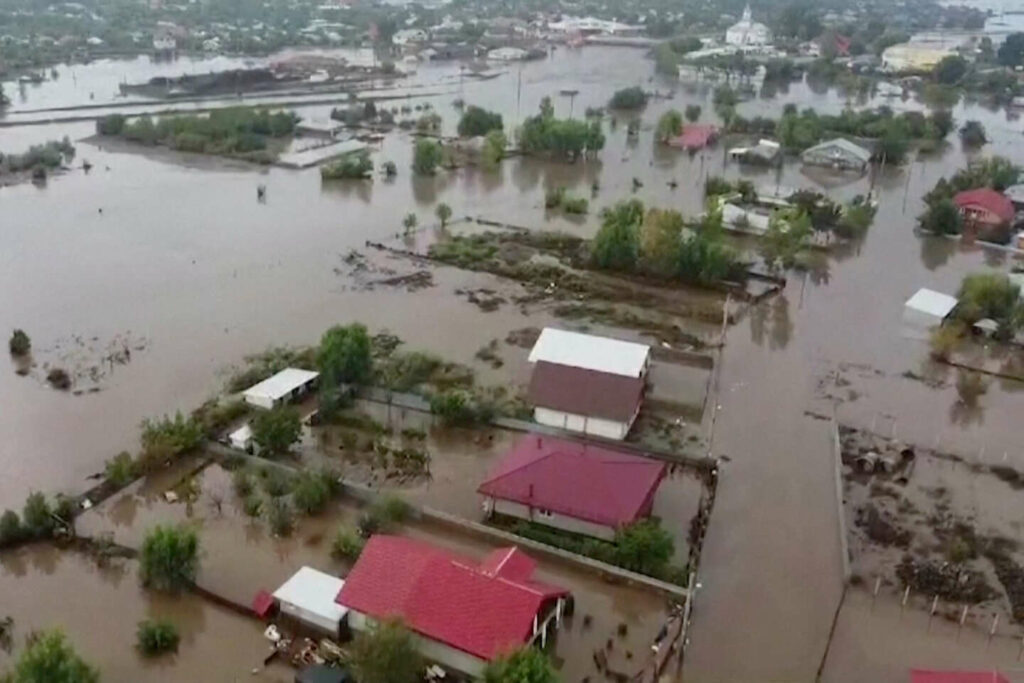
[0, 544, 285, 681]
[5, 44, 1024, 681]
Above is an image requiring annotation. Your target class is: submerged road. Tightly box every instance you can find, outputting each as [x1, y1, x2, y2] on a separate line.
[682, 292, 844, 682]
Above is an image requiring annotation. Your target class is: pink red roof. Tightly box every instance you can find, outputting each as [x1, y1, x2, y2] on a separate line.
[910, 671, 1010, 683]
[954, 189, 1014, 223]
[336, 536, 568, 661]
[670, 124, 719, 150]
[477, 435, 666, 528]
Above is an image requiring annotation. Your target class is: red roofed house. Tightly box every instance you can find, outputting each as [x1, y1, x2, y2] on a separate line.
[954, 188, 1015, 244]
[478, 434, 666, 540]
[910, 670, 1010, 683]
[669, 124, 719, 151]
[527, 328, 650, 440]
[336, 536, 570, 677]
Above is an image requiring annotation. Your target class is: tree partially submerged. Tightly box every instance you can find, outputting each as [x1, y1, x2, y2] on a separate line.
[250, 406, 302, 458]
[2, 629, 98, 683]
[483, 647, 557, 683]
[457, 106, 503, 137]
[317, 323, 373, 417]
[8, 330, 30, 356]
[139, 524, 199, 592]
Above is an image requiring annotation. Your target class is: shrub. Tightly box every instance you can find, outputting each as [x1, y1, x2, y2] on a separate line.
[608, 86, 648, 109]
[291, 470, 332, 515]
[331, 526, 366, 561]
[613, 519, 674, 575]
[266, 498, 295, 537]
[22, 492, 53, 538]
[412, 139, 443, 175]
[242, 494, 263, 517]
[232, 469, 253, 497]
[8, 329, 30, 356]
[321, 151, 373, 180]
[562, 196, 589, 214]
[105, 451, 137, 487]
[260, 467, 294, 497]
[483, 647, 557, 683]
[53, 494, 75, 526]
[457, 106, 503, 137]
[46, 368, 71, 390]
[136, 619, 179, 656]
[429, 390, 491, 426]
[139, 413, 204, 471]
[139, 524, 199, 592]
[250, 406, 301, 458]
[0, 509, 22, 547]
[544, 187, 566, 209]
[349, 619, 422, 683]
[959, 120, 987, 147]
[435, 202, 453, 227]
[5, 629, 99, 683]
[96, 113, 127, 135]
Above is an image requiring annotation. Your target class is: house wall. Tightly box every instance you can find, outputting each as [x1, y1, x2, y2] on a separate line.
[533, 407, 630, 440]
[802, 148, 865, 170]
[347, 611, 488, 677]
[492, 498, 617, 540]
[280, 601, 340, 636]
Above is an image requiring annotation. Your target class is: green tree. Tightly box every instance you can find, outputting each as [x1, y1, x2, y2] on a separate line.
[655, 109, 683, 142]
[412, 139, 443, 175]
[402, 213, 418, 234]
[639, 209, 684, 276]
[139, 524, 199, 592]
[608, 86, 647, 109]
[918, 197, 963, 235]
[21, 492, 53, 539]
[762, 208, 812, 271]
[959, 120, 987, 147]
[934, 55, 968, 85]
[291, 470, 332, 515]
[956, 272, 1021, 332]
[457, 106, 503, 137]
[483, 647, 557, 683]
[685, 104, 702, 123]
[998, 32, 1024, 67]
[348, 619, 423, 683]
[318, 323, 373, 387]
[930, 110, 955, 139]
[435, 203, 452, 228]
[3, 630, 98, 683]
[0, 510, 22, 547]
[482, 130, 507, 169]
[250, 406, 301, 458]
[136, 620, 179, 656]
[592, 200, 643, 271]
[8, 330, 30, 356]
[613, 519, 674, 575]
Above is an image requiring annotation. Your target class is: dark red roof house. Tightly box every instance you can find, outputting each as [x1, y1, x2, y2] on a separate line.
[954, 189, 1015, 225]
[910, 671, 1010, 683]
[478, 434, 666, 540]
[669, 124, 719, 151]
[336, 535, 569, 677]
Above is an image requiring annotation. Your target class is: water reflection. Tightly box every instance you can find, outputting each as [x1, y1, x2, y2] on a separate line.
[749, 294, 793, 350]
[321, 177, 373, 204]
[949, 368, 988, 427]
[919, 236, 957, 271]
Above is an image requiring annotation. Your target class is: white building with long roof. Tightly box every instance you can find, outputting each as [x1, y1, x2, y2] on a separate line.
[726, 5, 771, 47]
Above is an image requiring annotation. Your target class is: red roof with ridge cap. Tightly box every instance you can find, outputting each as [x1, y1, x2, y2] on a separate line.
[953, 189, 1014, 223]
[477, 434, 666, 528]
[910, 671, 1010, 683]
[336, 536, 568, 661]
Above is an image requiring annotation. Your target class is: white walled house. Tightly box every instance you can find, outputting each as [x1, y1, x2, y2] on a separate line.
[336, 536, 569, 678]
[478, 434, 666, 540]
[242, 368, 319, 410]
[726, 5, 771, 47]
[527, 328, 649, 440]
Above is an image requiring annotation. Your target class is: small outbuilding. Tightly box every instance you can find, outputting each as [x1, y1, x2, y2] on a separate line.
[728, 139, 780, 165]
[243, 368, 319, 410]
[527, 328, 649, 440]
[478, 434, 666, 540]
[801, 138, 871, 172]
[903, 287, 957, 333]
[273, 567, 349, 638]
[229, 423, 254, 453]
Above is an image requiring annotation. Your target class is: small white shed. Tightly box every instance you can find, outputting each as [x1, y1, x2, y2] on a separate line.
[229, 424, 254, 452]
[243, 368, 320, 410]
[273, 567, 348, 636]
[903, 288, 957, 337]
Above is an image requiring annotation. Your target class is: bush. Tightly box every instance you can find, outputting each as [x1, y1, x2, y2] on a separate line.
[139, 413, 204, 471]
[544, 187, 566, 209]
[260, 467, 294, 497]
[232, 469, 254, 498]
[242, 494, 263, 517]
[0, 509, 22, 547]
[22, 492, 53, 538]
[562, 196, 589, 214]
[8, 329, 30, 356]
[484, 647, 558, 683]
[96, 113, 127, 135]
[608, 86, 648, 109]
[959, 120, 987, 147]
[457, 106, 503, 137]
[613, 519, 675, 575]
[291, 470, 332, 515]
[105, 451, 137, 487]
[46, 367, 71, 390]
[139, 524, 199, 592]
[4, 629, 99, 683]
[349, 619, 422, 683]
[136, 619, 179, 656]
[685, 104, 702, 123]
[412, 139, 443, 175]
[191, 398, 248, 438]
[321, 151, 373, 179]
[250, 406, 301, 459]
[429, 390, 491, 426]
[332, 526, 366, 561]
[266, 498, 295, 537]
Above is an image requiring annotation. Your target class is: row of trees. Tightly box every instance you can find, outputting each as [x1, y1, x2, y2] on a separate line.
[591, 199, 745, 285]
[96, 108, 298, 160]
[0, 138, 75, 175]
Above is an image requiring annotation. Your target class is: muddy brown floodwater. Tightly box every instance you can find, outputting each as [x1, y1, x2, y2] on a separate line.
[5, 44, 1024, 682]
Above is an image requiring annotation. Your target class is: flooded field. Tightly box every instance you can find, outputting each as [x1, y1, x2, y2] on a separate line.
[5, 42, 1024, 682]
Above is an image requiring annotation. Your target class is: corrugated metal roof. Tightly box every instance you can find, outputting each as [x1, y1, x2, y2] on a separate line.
[243, 368, 319, 402]
[527, 327, 649, 378]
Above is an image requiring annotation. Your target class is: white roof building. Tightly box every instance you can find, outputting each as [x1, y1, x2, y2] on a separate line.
[903, 287, 958, 337]
[486, 46, 529, 61]
[726, 5, 771, 47]
[392, 28, 428, 45]
[528, 328, 650, 378]
[273, 567, 348, 635]
[242, 368, 319, 410]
